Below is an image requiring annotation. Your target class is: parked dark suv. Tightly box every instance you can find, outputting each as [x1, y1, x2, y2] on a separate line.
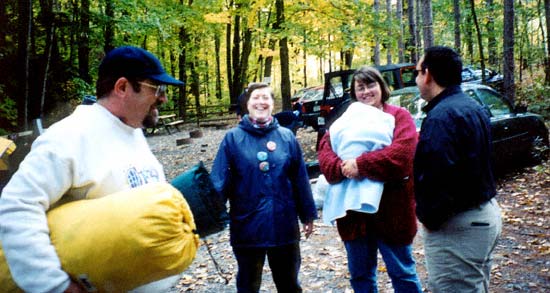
[462, 66, 504, 92]
[305, 81, 548, 178]
[303, 63, 415, 131]
[293, 85, 324, 130]
[388, 84, 549, 169]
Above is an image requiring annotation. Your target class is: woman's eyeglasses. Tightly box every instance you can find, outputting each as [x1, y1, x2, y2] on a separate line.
[138, 82, 167, 97]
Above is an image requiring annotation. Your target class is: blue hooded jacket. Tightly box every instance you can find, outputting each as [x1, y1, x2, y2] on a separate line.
[211, 115, 317, 247]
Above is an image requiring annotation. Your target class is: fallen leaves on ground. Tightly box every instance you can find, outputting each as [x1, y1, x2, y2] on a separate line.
[148, 125, 550, 292]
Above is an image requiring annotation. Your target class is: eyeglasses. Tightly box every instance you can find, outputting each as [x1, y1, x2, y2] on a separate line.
[413, 69, 424, 78]
[138, 82, 167, 97]
[355, 82, 378, 93]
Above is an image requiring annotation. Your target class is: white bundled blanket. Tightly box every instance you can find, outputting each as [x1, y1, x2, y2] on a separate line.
[323, 102, 395, 225]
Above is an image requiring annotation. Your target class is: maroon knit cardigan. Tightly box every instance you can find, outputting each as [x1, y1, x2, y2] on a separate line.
[317, 103, 419, 245]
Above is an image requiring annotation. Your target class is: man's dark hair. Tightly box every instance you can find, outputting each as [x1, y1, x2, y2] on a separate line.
[350, 66, 391, 103]
[96, 76, 144, 99]
[421, 46, 462, 87]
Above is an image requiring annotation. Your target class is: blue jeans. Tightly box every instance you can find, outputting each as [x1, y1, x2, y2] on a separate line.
[233, 243, 302, 293]
[344, 235, 422, 293]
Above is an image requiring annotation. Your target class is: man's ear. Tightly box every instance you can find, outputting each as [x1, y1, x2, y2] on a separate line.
[113, 77, 130, 97]
[423, 69, 433, 85]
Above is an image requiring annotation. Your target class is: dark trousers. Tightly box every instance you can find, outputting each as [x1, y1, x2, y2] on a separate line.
[232, 243, 302, 293]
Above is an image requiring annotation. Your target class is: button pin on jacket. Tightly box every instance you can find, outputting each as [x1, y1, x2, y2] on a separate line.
[259, 161, 270, 172]
[257, 151, 268, 161]
[257, 151, 270, 172]
[267, 141, 277, 151]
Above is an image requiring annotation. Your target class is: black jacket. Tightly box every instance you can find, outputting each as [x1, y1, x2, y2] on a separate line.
[414, 86, 496, 230]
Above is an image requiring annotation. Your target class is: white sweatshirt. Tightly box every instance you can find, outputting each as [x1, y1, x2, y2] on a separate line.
[0, 103, 165, 292]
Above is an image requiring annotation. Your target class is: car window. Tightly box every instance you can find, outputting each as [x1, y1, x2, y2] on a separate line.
[465, 89, 511, 117]
[381, 71, 396, 90]
[327, 75, 351, 100]
[401, 67, 416, 87]
[301, 89, 320, 102]
[388, 92, 419, 114]
[388, 90, 426, 130]
[301, 91, 313, 102]
[291, 88, 310, 102]
[462, 69, 476, 82]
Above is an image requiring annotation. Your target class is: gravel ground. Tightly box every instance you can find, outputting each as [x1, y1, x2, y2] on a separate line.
[147, 122, 550, 292]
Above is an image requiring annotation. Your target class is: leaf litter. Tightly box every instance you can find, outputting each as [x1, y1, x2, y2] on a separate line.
[148, 123, 550, 292]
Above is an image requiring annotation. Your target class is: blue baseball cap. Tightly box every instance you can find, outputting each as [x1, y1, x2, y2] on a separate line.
[98, 46, 184, 86]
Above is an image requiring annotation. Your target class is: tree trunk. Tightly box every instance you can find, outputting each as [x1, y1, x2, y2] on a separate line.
[343, 49, 353, 69]
[374, 0, 381, 65]
[256, 7, 272, 83]
[328, 39, 333, 72]
[0, 3, 6, 51]
[170, 50, 176, 80]
[420, 0, 434, 48]
[17, 0, 32, 130]
[415, 0, 422, 57]
[276, 0, 291, 110]
[453, 0, 461, 53]
[189, 60, 200, 118]
[258, 5, 277, 83]
[38, 0, 55, 119]
[226, 21, 233, 104]
[516, 1, 533, 79]
[215, 29, 222, 100]
[397, 0, 405, 63]
[240, 27, 253, 87]
[104, 0, 115, 53]
[464, 0, 474, 63]
[69, 1, 77, 62]
[178, 26, 189, 120]
[386, 0, 393, 64]
[486, 0, 497, 67]
[405, 0, 418, 63]
[264, 39, 276, 82]
[79, 0, 91, 83]
[469, 0, 486, 80]
[231, 14, 242, 101]
[303, 32, 308, 86]
[545, 0, 550, 84]
[279, 36, 291, 110]
[503, 0, 515, 103]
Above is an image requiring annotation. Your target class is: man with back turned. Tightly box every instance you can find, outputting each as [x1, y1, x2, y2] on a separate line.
[413, 46, 502, 292]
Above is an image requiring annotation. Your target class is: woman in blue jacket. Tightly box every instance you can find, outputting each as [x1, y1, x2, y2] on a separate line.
[211, 82, 317, 292]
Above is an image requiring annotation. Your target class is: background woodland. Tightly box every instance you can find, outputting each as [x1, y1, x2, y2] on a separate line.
[1, 0, 549, 134]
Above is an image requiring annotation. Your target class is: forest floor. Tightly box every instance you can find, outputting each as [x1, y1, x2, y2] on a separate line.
[147, 121, 550, 292]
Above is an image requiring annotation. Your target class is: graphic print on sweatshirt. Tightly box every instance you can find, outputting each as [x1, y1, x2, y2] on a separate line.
[126, 166, 162, 188]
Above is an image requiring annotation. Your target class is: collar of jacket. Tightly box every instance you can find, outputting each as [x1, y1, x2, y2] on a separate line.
[422, 85, 462, 114]
[239, 114, 280, 136]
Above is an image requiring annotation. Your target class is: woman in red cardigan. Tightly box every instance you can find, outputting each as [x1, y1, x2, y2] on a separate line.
[317, 66, 422, 292]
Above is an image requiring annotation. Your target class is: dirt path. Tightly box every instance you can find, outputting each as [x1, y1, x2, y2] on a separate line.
[148, 125, 550, 292]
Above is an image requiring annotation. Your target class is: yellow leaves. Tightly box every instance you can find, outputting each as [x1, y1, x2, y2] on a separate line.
[157, 132, 550, 291]
[490, 163, 550, 288]
[258, 47, 277, 57]
[204, 12, 231, 24]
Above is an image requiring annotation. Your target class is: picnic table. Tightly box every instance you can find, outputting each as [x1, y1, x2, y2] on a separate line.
[146, 114, 184, 135]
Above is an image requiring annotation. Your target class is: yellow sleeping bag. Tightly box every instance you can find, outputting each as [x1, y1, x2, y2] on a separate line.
[0, 182, 199, 292]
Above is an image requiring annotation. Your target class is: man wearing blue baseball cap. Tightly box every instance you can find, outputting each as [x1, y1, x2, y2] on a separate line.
[96, 45, 184, 129]
[0, 46, 185, 292]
